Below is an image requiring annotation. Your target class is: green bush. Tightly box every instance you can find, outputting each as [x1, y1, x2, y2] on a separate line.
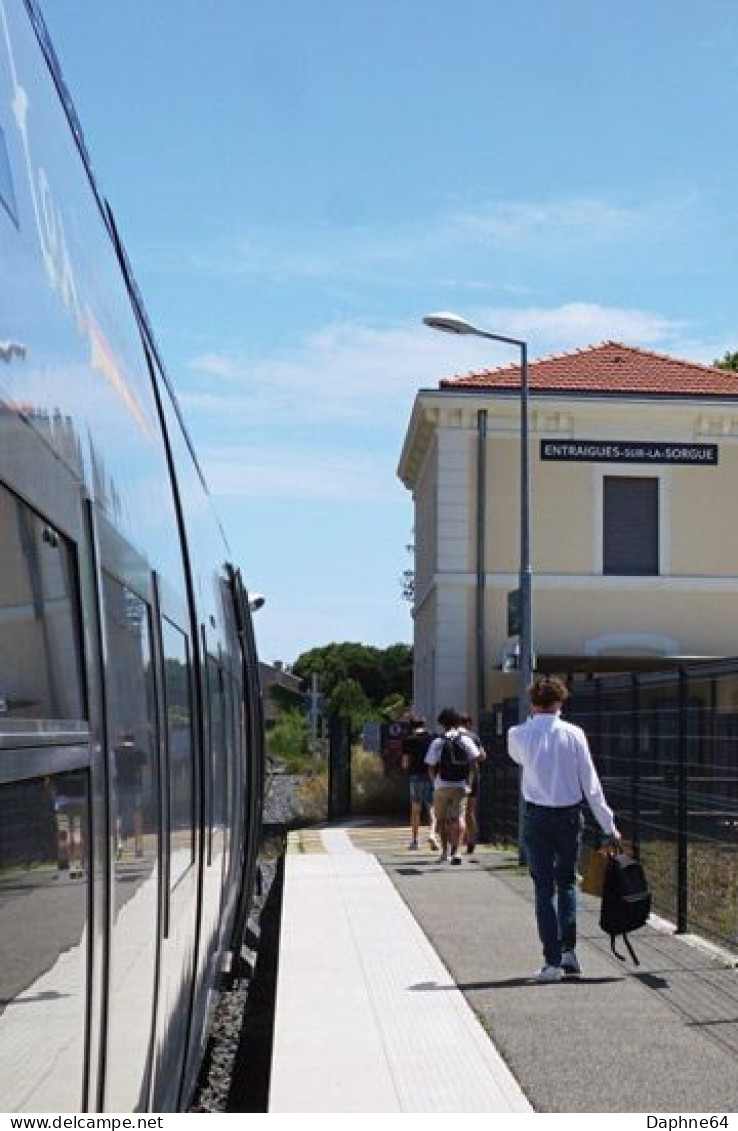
[267, 709, 313, 774]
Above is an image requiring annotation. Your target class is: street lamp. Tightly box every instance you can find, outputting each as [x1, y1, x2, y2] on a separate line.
[423, 311, 533, 726]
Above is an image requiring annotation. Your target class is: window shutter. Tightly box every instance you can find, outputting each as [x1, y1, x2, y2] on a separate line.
[603, 476, 659, 575]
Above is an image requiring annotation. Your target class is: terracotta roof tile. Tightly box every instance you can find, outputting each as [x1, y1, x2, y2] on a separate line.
[439, 341, 738, 397]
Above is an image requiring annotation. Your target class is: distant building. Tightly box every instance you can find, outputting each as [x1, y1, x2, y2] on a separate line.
[398, 341, 738, 722]
[258, 661, 303, 727]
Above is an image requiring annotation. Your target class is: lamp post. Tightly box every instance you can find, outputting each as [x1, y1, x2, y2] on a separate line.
[422, 311, 533, 725]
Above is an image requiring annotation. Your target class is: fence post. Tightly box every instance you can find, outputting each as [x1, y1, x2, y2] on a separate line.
[630, 673, 641, 858]
[328, 716, 352, 820]
[676, 668, 689, 933]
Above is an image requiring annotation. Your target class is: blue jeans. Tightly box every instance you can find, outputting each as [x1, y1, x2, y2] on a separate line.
[524, 803, 582, 967]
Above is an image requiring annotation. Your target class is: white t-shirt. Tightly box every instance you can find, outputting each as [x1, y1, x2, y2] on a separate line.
[425, 728, 479, 789]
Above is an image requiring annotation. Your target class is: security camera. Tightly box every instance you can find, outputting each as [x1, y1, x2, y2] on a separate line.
[249, 593, 266, 612]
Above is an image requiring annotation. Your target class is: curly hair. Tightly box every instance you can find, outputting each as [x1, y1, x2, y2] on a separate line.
[529, 676, 568, 710]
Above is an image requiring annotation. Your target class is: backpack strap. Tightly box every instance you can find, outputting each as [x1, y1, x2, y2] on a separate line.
[622, 933, 640, 966]
[609, 935, 625, 962]
[610, 933, 640, 966]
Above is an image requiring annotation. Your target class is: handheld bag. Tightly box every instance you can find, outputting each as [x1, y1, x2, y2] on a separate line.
[580, 846, 609, 897]
[599, 851, 651, 965]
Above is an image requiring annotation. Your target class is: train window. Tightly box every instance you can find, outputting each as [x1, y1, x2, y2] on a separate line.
[0, 482, 86, 738]
[100, 573, 160, 1110]
[162, 619, 195, 885]
[0, 769, 89, 1111]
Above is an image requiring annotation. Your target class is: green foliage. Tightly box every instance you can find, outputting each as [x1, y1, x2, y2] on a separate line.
[713, 350, 738, 371]
[266, 708, 312, 773]
[293, 641, 412, 717]
[327, 677, 374, 728]
[379, 692, 406, 719]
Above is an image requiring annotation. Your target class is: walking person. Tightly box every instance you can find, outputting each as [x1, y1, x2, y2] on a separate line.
[507, 676, 621, 982]
[425, 707, 480, 865]
[401, 714, 439, 850]
[459, 712, 485, 856]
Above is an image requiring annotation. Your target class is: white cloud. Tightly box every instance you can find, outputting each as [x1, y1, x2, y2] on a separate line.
[469, 302, 688, 350]
[178, 301, 735, 507]
[445, 199, 642, 247]
[184, 322, 477, 422]
[148, 194, 691, 288]
[184, 301, 706, 426]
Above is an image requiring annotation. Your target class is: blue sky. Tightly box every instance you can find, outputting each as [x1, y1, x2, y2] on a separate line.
[39, 0, 738, 664]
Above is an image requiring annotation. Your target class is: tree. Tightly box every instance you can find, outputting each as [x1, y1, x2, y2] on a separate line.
[713, 350, 738, 371]
[292, 641, 413, 718]
[327, 677, 374, 734]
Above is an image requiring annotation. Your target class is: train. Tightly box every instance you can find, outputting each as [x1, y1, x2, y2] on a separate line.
[0, 0, 265, 1112]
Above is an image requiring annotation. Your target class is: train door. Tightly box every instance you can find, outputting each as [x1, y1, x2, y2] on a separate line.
[149, 589, 200, 1112]
[0, 480, 92, 1112]
[223, 567, 264, 948]
[204, 650, 229, 942]
[94, 516, 161, 1112]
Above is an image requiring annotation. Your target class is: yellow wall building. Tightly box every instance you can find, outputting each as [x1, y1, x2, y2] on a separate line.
[398, 341, 738, 723]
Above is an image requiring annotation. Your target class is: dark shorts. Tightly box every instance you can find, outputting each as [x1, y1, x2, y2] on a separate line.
[409, 775, 433, 806]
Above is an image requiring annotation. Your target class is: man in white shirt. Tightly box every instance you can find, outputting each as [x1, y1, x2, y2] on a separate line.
[425, 707, 480, 865]
[508, 676, 621, 982]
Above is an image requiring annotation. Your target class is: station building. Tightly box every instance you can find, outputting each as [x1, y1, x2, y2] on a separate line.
[397, 341, 738, 724]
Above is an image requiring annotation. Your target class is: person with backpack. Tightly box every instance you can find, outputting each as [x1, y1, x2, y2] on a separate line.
[401, 713, 440, 851]
[425, 707, 480, 865]
[507, 676, 621, 982]
[458, 712, 486, 856]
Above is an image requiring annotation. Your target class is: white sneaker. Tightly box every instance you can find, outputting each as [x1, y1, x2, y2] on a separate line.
[450, 854, 462, 865]
[560, 950, 581, 976]
[533, 964, 564, 983]
[428, 833, 440, 850]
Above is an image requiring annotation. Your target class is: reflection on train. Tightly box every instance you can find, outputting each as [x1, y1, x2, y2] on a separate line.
[0, 0, 264, 1112]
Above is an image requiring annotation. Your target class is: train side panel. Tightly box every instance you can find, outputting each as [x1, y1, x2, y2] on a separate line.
[0, 0, 263, 1112]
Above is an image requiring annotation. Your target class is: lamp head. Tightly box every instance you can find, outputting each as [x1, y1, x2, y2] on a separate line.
[423, 311, 479, 336]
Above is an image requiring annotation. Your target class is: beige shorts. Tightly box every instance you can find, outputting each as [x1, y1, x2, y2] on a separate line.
[433, 786, 467, 821]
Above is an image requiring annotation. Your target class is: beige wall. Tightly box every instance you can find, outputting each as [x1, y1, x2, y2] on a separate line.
[670, 448, 738, 573]
[413, 434, 438, 599]
[401, 390, 738, 721]
[529, 587, 738, 658]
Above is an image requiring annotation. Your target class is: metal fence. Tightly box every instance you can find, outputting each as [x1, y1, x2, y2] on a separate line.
[480, 662, 738, 951]
[328, 716, 352, 820]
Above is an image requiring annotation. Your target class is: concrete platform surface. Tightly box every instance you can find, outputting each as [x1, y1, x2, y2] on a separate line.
[268, 821, 738, 1114]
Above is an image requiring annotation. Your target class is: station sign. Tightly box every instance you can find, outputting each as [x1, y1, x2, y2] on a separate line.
[540, 440, 718, 465]
[380, 719, 411, 775]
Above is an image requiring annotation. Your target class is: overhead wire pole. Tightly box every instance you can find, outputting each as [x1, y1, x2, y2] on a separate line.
[518, 339, 532, 724]
[422, 313, 533, 862]
[516, 339, 532, 865]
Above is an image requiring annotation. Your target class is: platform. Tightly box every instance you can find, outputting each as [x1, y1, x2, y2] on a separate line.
[268, 821, 738, 1114]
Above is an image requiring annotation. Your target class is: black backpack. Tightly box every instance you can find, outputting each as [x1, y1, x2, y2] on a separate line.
[599, 852, 652, 965]
[438, 733, 470, 783]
